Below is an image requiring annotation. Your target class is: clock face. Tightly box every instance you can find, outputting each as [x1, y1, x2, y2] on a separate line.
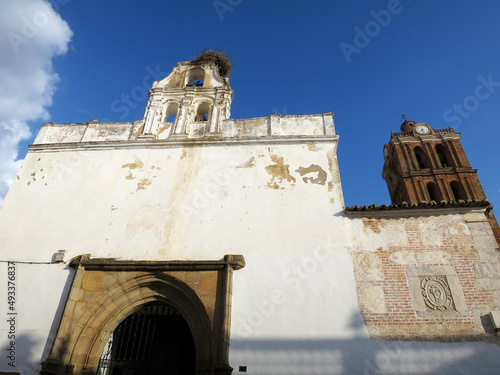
[416, 125, 429, 135]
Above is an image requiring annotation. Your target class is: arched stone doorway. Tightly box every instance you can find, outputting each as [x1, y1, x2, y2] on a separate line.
[41, 255, 245, 375]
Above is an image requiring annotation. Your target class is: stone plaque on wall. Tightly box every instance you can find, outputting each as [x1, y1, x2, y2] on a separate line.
[419, 275, 455, 312]
[406, 266, 468, 317]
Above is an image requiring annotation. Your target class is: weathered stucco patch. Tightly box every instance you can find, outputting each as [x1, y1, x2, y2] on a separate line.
[236, 119, 257, 135]
[132, 123, 145, 137]
[157, 123, 171, 137]
[265, 155, 296, 189]
[353, 252, 384, 281]
[236, 156, 255, 168]
[346, 218, 410, 252]
[122, 160, 144, 169]
[295, 164, 326, 185]
[307, 143, 320, 152]
[363, 219, 382, 234]
[97, 125, 126, 139]
[137, 179, 152, 191]
[418, 222, 448, 246]
[326, 147, 340, 188]
[125, 172, 135, 180]
[158, 147, 200, 254]
[389, 251, 452, 265]
[358, 285, 387, 313]
[181, 149, 187, 160]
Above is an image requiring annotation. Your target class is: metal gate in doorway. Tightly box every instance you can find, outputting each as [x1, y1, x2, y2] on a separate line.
[97, 304, 195, 375]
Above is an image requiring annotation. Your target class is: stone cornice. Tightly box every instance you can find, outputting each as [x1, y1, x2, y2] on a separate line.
[69, 254, 246, 271]
[28, 135, 339, 152]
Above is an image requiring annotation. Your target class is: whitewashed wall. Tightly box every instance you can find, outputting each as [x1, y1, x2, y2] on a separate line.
[1, 114, 500, 374]
[0, 115, 361, 374]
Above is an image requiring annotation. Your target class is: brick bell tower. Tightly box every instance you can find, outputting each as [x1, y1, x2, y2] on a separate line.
[381, 120, 487, 205]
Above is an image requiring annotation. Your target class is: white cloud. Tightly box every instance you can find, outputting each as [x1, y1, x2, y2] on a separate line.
[0, 0, 72, 204]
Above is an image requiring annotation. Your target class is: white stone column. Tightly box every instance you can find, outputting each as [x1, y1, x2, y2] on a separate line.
[143, 104, 157, 134]
[175, 101, 191, 135]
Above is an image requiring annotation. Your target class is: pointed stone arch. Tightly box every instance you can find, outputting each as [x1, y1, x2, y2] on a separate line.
[82, 274, 213, 374]
[42, 255, 245, 375]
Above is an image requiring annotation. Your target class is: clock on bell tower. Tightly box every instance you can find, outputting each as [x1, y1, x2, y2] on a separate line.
[382, 120, 487, 205]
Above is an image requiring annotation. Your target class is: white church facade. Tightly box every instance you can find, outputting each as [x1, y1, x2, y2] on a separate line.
[1, 52, 500, 374]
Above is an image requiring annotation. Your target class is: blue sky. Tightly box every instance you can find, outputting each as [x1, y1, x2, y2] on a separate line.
[1, 0, 499, 206]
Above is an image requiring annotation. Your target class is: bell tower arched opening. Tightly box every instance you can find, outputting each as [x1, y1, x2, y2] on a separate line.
[435, 144, 450, 168]
[195, 102, 210, 122]
[450, 180, 467, 201]
[164, 102, 179, 124]
[186, 68, 205, 87]
[414, 146, 428, 169]
[427, 182, 442, 202]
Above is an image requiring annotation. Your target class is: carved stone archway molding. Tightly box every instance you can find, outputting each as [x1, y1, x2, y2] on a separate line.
[41, 254, 245, 375]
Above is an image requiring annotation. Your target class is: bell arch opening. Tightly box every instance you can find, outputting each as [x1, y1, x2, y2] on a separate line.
[435, 144, 451, 168]
[97, 303, 195, 375]
[427, 182, 442, 202]
[164, 102, 179, 124]
[450, 180, 467, 201]
[186, 68, 205, 87]
[414, 146, 429, 169]
[195, 102, 210, 122]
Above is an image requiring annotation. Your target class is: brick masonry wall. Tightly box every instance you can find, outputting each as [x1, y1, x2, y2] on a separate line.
[350, 210, 500, 343]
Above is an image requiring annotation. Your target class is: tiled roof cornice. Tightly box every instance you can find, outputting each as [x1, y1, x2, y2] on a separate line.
[345, 199, 491, 218]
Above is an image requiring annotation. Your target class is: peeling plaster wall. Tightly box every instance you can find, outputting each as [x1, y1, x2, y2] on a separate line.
[3, 113, 500, 373]
[1, 141, 343, 261]
[0, 121, 368, 373]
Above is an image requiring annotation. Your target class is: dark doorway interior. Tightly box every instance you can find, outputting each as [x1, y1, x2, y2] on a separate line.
[97, 304, 195, 375]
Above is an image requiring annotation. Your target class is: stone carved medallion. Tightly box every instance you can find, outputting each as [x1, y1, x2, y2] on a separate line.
[420, 275, 455, 311]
